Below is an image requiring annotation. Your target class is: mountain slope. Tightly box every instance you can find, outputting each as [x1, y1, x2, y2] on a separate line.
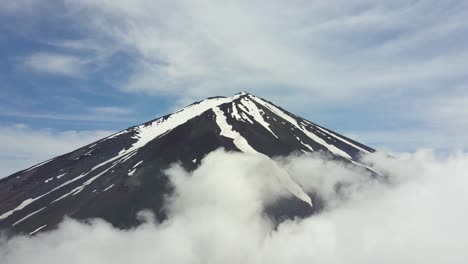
[0, 92, 374, 235]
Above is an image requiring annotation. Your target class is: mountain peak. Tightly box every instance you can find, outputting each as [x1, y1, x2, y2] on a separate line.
[0, 93, 375, 235]
[236, 91, 250, 95]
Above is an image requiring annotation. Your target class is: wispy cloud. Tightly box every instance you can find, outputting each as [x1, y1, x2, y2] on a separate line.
[352, 128, 468, 153]
[6, 0, 468, 101]
[347, 87, 468, 152]
[0, 109, 138, 123]
[89, 106, 134, 115]
[422, 92, 468, 129]
[59, 0, 468, 101]
[0, 124, 112, 177]
[21, 52, 87, 78]
[2, 0, 468, 151]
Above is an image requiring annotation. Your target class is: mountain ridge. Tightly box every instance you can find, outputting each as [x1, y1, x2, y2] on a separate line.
[0, 92, 375, 236]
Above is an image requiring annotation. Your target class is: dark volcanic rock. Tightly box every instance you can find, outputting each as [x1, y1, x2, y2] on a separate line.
[0, 92, 375, 235]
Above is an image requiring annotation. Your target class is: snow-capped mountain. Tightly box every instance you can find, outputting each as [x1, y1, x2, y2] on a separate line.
[0, 92, 374, 235]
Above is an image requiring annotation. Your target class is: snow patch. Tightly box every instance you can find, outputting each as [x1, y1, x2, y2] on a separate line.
[84, 149, 95, 156]
[230, 103, 242, 121]
[122, 96, 237, 156]
[133, 160, 143, 168]
[213, 106, 312, 207]
[128, 169, 136, 177]
[238, 98, 278, 138]
[103, 184, 115, 192]
[213, 107, 257, 153]
[56, 173, 67, 179]
[0, 151, 136, 216]
[0, 198, 35, 220]
[249, 95, 352, 159]
[23, 158, 54, 173]
[44, 177, 54, 183]
[295, 136, 314, 151]
[240, 113, 254, 124]
[313, 124, 371, 154]
[107, 129, 131, 139]
[29, 224, 47, 235]
[12, 207, 46, 226]
[53, 160, 121, 202]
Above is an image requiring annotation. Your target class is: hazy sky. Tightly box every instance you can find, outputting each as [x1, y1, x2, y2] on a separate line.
[1, 0, 468, 176]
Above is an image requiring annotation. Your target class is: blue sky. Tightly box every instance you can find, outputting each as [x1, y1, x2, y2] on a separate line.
[1, 0, 468, 176]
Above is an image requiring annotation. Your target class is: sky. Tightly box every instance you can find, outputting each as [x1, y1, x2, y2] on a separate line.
[1, 0, 468, 176]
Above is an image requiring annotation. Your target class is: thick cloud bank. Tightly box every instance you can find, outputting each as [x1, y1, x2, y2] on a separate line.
[1, 149, 467, 263]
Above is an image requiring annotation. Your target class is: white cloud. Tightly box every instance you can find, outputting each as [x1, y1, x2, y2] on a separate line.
[88, 106, 134, 115]
[0, 108, 140, 123]
[0, 124, 112, 177]
[1, 149, 467, 263]
[57, 0, 468, 101]
[422, 93, 468, 130]
[55, 0, 468, 151]
[21, 52, 87, 78]
[351, 128, 468, 153]
[0, 0, 43, 15]
[347, 88, 468, 152]
[4, 0, 468, 150]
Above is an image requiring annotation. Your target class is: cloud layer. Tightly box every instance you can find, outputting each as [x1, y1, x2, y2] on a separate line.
[1, 149, 467, 263]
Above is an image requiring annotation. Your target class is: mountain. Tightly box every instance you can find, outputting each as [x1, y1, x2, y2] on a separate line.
[0, 92, 375, 236]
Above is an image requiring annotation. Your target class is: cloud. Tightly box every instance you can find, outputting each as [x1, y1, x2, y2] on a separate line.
[0, 0, 44, 15]
[57, 0, 468, 101]
[347, 88, 468, 152]
[21, 52, 87, 78]
[48, 0, 468, 151]
[8, 0, 461, 101]
[422, 92, 468, 130]
[0, 108, 139, 123]
[3, 0, 468, 150]
[354, 127, 468, 153]
[1, 149, 467, 263]
[88, 106, 134, 115]
[0, 124, 112, 177]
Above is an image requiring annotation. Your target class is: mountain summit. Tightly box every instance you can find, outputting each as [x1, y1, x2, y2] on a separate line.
[0, 92, 374, 235]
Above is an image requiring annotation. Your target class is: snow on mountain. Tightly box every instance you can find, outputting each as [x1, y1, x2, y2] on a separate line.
[0, 92, 374, 235]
